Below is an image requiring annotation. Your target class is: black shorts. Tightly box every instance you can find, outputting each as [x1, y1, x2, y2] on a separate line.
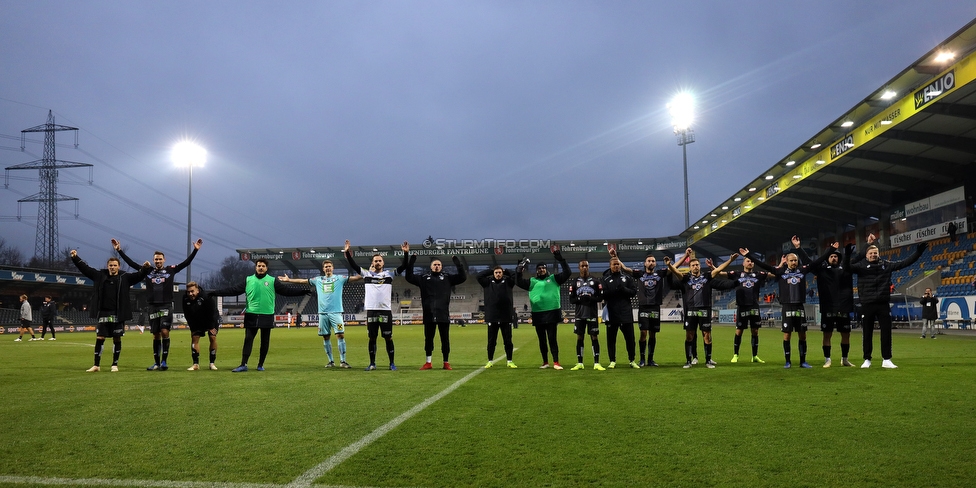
[574, 318, 599, 336]
[736, 308, 761, 330]
[148, 305, 173, 333]
[96, 319, 125, 338]
[638, 307, 661, 332]
[191, 327, 219, 338]
[367, 310, 394, 338]
[243, 313, 276, 329]
[820, 313, 851, 333]
[781, 305, 807, 333]
[532, 309, 562, 326]
[20, 319, 32, 328]
[684, 310, 711, 332]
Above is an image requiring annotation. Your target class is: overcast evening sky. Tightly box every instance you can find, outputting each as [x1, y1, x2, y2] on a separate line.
[2, 1, 975, 276]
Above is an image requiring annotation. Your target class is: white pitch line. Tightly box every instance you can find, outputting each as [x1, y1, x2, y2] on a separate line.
[0, 475, 407, 488]
[0, 475, 280, 488]
[287, 350, 518, 488]
[0, 350, 519, 488]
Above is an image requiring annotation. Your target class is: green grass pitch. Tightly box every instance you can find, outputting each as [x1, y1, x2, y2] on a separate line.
[1, 323, 975, 488]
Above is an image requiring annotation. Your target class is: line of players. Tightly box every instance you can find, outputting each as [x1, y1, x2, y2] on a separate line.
[68, 234, 927, 372]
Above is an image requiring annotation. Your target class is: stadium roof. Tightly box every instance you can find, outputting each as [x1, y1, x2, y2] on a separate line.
[241, 18, 976, 273]
[686, 18, 976, 256]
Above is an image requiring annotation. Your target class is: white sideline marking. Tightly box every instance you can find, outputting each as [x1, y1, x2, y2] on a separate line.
[0, 476, 390, 488]
[287, 351, 518, 488]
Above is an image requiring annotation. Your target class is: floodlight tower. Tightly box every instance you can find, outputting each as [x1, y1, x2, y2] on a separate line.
[172, 141, 206, 282]
[669, 93, 696, 229]
[4, 110, 92, 266]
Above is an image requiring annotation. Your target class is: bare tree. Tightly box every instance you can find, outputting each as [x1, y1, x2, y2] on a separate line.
[0, 238, 26, 267]
[198, 255, 253, 291]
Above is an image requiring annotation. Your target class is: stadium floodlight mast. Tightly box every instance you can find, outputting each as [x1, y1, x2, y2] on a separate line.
[172, 141, 207, 283]
[669, 93, 696, 229]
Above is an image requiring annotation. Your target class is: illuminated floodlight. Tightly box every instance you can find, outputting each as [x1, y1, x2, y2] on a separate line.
[810, 142, 822, 149]
[881, 90, 897, 100]
[935, 51, 955, 63]
[721, 206, 728, 210]
[785, 160, 796, 166]
[841, 121, 854, 128]
[764, 175, 774, 180]
[748, 187, 757, 192]
[793, 175, 801, 179]
[172, 141, 207, 167]
[668, 93, 695, 132]
[816, 159, 826, 164]
[733, 197, 742, 202]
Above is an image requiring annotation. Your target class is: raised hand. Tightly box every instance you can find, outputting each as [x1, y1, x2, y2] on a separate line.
[111, 239, 121, 251]
[343, 240, 351, 253]
[739, 248, 749, 257]
[401, 241, 410, 253]
[70, 250, 78, 258]
[194, 238, 203, 250]
[791, 235, 801, 248]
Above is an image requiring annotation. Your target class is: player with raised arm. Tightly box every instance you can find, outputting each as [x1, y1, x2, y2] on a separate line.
[402, 242, 467, 370]
[568, 259, 604, 370]
[211, 258, 310, 372]
[801, 241, 857, 367]
[516, 246, 572, 370]
[713, 253, 772, 364]
[280, 259, 362, 368]
[743, 236, 816, 369]
[71, 248, 151, 372]
[616, 250, 670, 367]
[115, 238, 202, 371]
[343, 240, 406, 371]
[602, 256, 640, 369]
[666, 248, 734, 369]
[850, 240, 927, 368]
[477, 265, 518, 368]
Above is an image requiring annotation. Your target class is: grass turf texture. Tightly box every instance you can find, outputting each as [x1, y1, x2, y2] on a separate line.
[1, 324, 975, 488]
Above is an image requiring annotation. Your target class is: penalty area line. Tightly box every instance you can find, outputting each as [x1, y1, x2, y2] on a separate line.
[287, 350, 519, 488]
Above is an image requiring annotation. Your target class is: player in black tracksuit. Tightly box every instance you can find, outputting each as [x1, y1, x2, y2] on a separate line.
[404, 251, 467, 370]
[714, 256, 772, 364]
[849, 242, 926, 368]
[619, 252, 670, 367]
[602, 257, 639, 368]
[115, 238, 202, 371]
[568, 260, 604, 370]
[39, 296, 57, 340]
[745, 238, 816, 369]
[71, 249, 151, 372]
[477, 266, 518, 368]
[182, 281, 220, 371]
[801, 242, 856, 367]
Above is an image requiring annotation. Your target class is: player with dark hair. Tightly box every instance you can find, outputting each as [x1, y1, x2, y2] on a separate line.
[618, 251, 671, 367]
[713, 254, 772, 364]
[803, 241, 857, 367]
[667, 248, 734, 369]
[70, 249, 151, 372]
[344, 240, 407, 371]
[182, 281, 219, 371]
[919, 288, 938, 339]
[115, 238, 202, 371]
[280, 259, 362, 368]
[516, 246, 571, 370]
[403, 242, 467, 370]
[743, 236, 816, 369]
[477, 265, 518, 368]
[602, 256, 640, 369]
[39, 296, 57, 340]
[850, 241, 926, 368]
[568, 259, 604, 370]
[211, 258, 310, 372]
